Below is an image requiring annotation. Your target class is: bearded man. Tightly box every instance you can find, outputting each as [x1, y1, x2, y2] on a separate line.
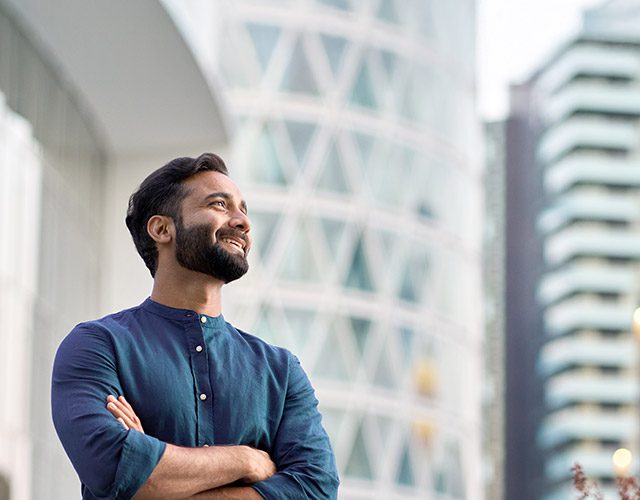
[51, 153, 339, 499]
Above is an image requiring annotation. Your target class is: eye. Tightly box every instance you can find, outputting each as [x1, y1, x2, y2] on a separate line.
[209, 200, 226, 208]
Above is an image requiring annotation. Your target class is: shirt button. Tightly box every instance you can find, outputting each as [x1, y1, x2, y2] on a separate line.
[200, 316, 207, 324]
[199, 393, 207, 401]
[196, 345, 203, 353]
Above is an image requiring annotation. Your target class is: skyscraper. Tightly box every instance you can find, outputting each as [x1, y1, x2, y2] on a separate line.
[169, 0, 483, 498]
[505, 1, 640, 497]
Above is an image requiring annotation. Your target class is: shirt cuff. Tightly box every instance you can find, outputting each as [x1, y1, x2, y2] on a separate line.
[251, 473, 303, 500]
[113, 430, 166, 499]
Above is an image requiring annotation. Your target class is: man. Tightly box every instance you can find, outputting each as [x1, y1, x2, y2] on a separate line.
[51, 153, 339, 499]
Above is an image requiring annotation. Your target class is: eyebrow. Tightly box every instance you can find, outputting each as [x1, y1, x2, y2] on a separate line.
[203, 192, 248, 213]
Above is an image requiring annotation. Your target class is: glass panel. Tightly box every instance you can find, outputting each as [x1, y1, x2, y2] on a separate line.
[319, 33, 348, 77]
[447, 440, 465, 497]
[248, 211, 280, 260]
[352, 131, 375, 168]
[317, 0, 351, 11]
[253, 307, 278, 345]
[282, 307, 315, 352]
[349, 317, 371, 357]
[345, 235, 374, 291]
[319, 217, 346, 259]
[250, 125, 287, 185]
[373, 337, 398, 389]
[371, 414, 393, 450]
[318, 405, 345, 444]
[247, 23, 281, 71]
[284, 119, 316, 166]
[396, 439, 415, 486]
[378, 48, 398, 83]
[316, 140, 349, 193]
[413, 0, 435, 39]
[398, 249, 429, 303]
[399, 326, 414, 363]
[280, 219, 321, 281]
[313, 322, 350, 381]
[349, 58, 378, 109]
[280, 37, 319, 95]
[345, 420, 373, 479]
[377, 0, 400, 25]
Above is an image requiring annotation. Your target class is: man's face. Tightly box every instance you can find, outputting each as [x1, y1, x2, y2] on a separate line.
[173, 171, 252, 283]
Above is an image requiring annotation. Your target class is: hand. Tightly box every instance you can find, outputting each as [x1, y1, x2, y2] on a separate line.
[106, 394, 145, 433]
[239, 446, 277, 484]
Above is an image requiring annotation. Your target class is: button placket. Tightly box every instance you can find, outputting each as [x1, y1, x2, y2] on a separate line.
[186, 318, 215, 447]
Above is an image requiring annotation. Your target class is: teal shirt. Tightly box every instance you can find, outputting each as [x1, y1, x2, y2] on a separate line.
[51, 298, 339, 499]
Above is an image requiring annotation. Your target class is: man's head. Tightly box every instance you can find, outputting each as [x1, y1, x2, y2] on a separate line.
[126, 153, 251, 282]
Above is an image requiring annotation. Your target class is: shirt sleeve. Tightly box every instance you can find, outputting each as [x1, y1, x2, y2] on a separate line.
[51, 323, 166, 499]
[251, 354, 340, 499]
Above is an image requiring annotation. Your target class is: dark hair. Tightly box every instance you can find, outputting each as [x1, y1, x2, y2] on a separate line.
[125, 152, 229, 277]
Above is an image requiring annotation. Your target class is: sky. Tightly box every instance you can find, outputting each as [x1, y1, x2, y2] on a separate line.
[478, 0, 605, 120]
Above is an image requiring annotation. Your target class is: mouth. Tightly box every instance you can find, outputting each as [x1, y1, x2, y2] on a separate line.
[220, 236, 246, 254]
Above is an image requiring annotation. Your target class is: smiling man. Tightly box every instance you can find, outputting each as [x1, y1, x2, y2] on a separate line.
[51, 153, 339, 499]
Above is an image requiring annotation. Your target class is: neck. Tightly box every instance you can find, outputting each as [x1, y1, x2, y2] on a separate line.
[150, 266, 224, 317]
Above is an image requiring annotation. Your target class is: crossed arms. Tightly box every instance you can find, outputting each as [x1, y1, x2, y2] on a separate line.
[106, 395, 272, 499]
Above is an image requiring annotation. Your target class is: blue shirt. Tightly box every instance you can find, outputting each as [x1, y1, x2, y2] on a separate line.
[51, 298, 339, 499]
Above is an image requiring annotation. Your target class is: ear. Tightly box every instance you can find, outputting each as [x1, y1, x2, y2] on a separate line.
[147, 215, 174, 244]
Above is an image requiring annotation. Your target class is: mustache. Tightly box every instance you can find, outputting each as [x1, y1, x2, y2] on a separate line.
[215, 228, 249, 246]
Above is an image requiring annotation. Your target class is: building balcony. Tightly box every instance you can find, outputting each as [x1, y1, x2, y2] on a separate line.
[545, 446, 631, 482]
[545, 370, 636, 409]
[544, 155, 640, 194]
[544, 84, 640, 123]
[538, 335, 633, 376]
[538, 407, 635, 449]
[544, 226, 640, 266]
[537, 192, 636, 233]
[538, 265, 632, 305]
[544, 297, 632, 336]
[538, 117, 636, 164]
[536, 44, 639, 94]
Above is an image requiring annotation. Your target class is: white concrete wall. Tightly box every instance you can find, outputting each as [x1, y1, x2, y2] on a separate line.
[0, 93, 42, 500]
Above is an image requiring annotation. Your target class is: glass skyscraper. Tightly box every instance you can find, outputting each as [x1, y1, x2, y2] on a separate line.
[179, 0, 484, 498]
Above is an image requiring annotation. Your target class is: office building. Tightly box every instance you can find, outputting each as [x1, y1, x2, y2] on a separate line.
[505, 1, 640, 497]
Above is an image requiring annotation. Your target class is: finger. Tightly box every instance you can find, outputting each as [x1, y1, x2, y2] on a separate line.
[110, 396, 136, 422]
[108, 404, 138, 430]
[118, 396, 140, 424]
[106, 401, 129, 421]
[106, 395, 132, 419]
[106, 395, 144, 432]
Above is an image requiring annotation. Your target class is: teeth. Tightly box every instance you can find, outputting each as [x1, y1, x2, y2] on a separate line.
[223, 238, 242, 249]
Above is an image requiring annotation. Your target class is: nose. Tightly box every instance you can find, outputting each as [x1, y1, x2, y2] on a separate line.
[229, 209, 251, 234]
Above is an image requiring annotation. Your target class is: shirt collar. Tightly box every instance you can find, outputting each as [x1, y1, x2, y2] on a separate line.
[141, 297, 225, 327]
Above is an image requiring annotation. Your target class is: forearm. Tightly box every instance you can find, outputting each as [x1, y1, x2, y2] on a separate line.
[189, 487, 262, 499]
[133, 444, 253, 499]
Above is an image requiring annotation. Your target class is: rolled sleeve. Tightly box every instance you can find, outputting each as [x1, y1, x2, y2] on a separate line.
[51, 324, 165, 499]
[252, 355, 339, 499]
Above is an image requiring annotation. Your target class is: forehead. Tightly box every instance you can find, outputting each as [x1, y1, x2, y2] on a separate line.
[181, 170, 244, 202]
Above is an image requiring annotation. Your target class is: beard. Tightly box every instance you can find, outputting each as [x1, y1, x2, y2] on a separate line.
[174, 220, 249, 283]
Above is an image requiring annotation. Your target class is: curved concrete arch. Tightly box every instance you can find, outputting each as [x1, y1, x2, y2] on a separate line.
[1, 0, 229, 160]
